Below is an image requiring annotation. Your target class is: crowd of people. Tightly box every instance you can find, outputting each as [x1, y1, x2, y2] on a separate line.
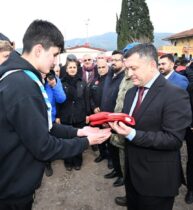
[0, 19, 193, 210]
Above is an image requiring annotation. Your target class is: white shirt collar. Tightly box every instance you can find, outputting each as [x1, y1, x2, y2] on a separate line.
[145, 72, 160, 89]
[165, 70, 174, 79]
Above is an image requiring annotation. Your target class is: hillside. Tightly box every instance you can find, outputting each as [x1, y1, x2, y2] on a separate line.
[65, 32, 173, 51]
[16, 32, 173, 53]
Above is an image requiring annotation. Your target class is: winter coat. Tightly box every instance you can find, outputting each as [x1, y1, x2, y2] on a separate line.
[89, 74, 107, 112]
[45, 76, 66, 122]
[59, 74, 87, 125]
[101, 68, 125, 112]
[0, 51, 89, 202]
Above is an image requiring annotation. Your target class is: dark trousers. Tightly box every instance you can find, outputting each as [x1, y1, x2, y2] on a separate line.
[185, 127, 193, 190]
[125, 168, 174, 210]
[64, 153, 82, 167]
[108, 142, 123, 177]
[0, 200, 33, 210]
[98, 141, 108, 158]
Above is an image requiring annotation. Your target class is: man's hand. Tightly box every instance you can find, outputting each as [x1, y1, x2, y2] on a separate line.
[109, 121, 132, 136]
[77, 126, 100, 137]
[94, 107, 100, 113]
[87, 128, 112, 145]
[55, 118, 61, 124]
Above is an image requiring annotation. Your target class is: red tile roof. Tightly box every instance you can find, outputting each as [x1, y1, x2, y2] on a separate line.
[164, 28, 193, 40]
[66, 44, 107, 52]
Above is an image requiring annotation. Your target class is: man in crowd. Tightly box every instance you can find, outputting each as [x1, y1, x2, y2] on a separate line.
[90, 58, 109, 162]
[159, 53, 189, 90]
[101, 50, 125, 186]
[110, 44, 191, 210]
[81, 54, 97, 84]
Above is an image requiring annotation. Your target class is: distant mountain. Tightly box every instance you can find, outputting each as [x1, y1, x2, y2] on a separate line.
[65, 32, 116, 51]
[154, 33, 173, 48]
[65, 32, 173, 51]
[15, 32, 173, 53]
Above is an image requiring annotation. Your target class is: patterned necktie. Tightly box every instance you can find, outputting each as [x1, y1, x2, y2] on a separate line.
[88, 71, 92, 83]
[132, 87, 146, 116]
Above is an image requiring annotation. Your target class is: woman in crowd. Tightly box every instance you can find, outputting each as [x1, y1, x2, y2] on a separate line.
[58, 60, 87, 171]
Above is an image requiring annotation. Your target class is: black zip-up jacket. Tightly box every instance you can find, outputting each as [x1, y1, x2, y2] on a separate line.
[0, 51, 89, 202]
[90, 74, 107, 111]
[101, 68, 125, 112]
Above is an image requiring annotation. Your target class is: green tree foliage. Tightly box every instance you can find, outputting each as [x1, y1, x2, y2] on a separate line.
[116, 0, 154, 50]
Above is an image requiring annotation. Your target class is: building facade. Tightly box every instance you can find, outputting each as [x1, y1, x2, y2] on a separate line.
[159, 28, 193, 58]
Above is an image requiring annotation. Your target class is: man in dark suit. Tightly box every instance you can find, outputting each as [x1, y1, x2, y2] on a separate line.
[109, 44, 192, 210]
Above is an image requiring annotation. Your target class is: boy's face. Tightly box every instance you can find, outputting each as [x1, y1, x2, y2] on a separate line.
[37, 46, 60, 75]
[0, 51, 11, 65]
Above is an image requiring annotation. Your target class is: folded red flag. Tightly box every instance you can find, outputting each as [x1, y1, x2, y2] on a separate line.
[88, 112, 110, 122]
[88, 112, 135, 126]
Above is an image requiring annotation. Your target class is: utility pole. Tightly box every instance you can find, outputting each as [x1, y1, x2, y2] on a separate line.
[85, 18, 90, 44]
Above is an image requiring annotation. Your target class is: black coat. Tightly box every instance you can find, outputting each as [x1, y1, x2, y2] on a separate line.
[179, 64, 193, 123]
[123, 75, 192, 197]
[59, 74, 87, 125]
[90, 74, 107, 112]
[0, 51, 89, 201]
[101, 69, 125, 112]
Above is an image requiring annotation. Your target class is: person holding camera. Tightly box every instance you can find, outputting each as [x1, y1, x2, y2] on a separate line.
[45, 67, 66, 122]
[44, 67, 66, 176]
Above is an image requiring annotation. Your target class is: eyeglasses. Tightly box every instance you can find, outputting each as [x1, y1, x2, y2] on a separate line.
[83, 58, 92, 62]
[98, 66, 106, 69]
[111, 59, 122, 62]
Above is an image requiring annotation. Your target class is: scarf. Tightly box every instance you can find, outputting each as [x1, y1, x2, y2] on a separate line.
[24, 70, 52, 131]
[82, 64, 95, 83]
[0, 69, 52, 131]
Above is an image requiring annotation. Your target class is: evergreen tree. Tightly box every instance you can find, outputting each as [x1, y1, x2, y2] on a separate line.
[116, 0, 129, 50]
[116, 0, 154, 50]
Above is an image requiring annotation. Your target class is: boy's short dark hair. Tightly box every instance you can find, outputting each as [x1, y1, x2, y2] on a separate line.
[22, 20, 64, 53]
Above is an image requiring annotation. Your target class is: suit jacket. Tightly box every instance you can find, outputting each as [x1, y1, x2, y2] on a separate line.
[123, 74, 192, 197]
[168, 71, 189, 90]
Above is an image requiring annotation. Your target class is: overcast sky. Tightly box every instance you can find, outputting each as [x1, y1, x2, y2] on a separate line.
[1, 0, 193, 48]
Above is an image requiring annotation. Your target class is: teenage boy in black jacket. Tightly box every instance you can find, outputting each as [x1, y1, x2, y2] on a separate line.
[0, 20, 111, 210]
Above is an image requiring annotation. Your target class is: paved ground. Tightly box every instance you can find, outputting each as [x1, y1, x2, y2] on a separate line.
[32, 144, 193, 210]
